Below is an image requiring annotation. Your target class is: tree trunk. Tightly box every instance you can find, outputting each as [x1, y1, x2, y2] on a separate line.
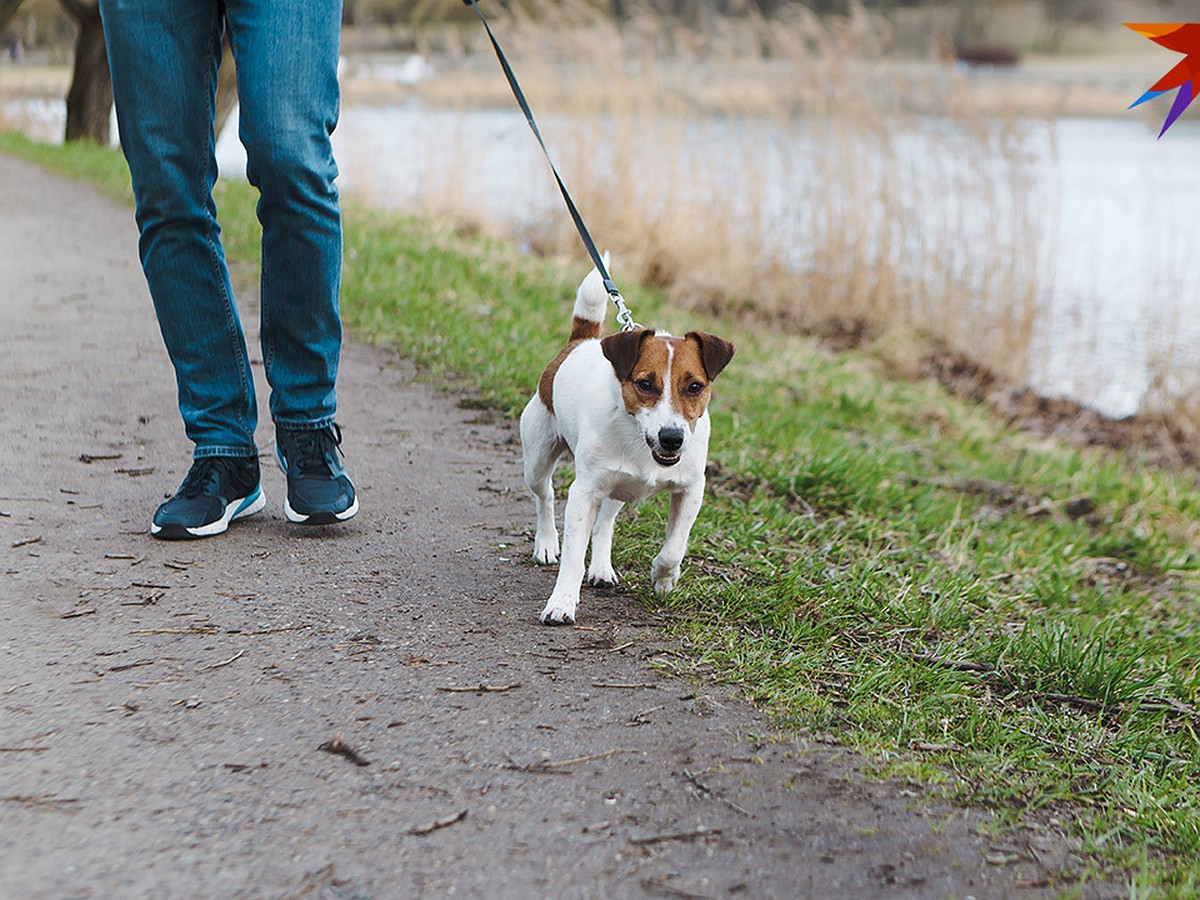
[0, 0, 26, 35]
[61, 0, 112, 144]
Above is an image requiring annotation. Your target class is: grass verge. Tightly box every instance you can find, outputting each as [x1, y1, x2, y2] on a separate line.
[6, 132, 1200, 895]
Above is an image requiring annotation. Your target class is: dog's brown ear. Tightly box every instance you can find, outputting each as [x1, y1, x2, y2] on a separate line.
[686, 332, 735, 380]
[601, 328, 652, 381]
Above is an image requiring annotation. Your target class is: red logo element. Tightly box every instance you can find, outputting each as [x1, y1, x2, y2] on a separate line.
[1126, 23, 1200, 137]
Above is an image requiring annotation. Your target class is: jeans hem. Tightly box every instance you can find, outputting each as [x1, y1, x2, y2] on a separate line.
[194, 445, 259, 460]
[274, 416, 337, 432]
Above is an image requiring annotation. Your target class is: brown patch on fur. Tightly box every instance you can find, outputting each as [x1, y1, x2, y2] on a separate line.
[686, 331, 736, 381]
[539, 318, 608, 415]
[616, 336, 672, 418]
[600, 329, 652, 382]
[568, 315, 601, 343]
[538, 343, 577, 416]
[669, 337, 715, 426]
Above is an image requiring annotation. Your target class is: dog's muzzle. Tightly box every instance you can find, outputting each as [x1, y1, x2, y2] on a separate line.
[650, 427, 684, 466]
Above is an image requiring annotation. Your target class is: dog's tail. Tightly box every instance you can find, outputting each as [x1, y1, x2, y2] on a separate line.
[567, 253, 611, 342]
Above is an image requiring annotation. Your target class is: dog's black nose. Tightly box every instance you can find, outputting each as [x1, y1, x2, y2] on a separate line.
[658, 427, 684, 454]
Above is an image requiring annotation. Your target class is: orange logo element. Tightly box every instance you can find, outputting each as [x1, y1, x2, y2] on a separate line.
[1126, 23, 1200, 137]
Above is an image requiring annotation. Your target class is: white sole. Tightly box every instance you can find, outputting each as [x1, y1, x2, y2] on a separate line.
[150, 487, 265, 538]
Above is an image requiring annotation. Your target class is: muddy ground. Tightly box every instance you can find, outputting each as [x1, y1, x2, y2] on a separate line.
[0, 155, 1115, 898]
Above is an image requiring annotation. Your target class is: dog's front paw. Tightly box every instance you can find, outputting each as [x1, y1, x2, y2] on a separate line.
[532, 533, 559, 565]
[587, 562, 619, 589]
[651, 558, 680, 595]
[539, 594, 578, 626]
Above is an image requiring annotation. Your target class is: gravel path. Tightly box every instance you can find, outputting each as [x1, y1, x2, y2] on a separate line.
[0, 153, 1103, 898]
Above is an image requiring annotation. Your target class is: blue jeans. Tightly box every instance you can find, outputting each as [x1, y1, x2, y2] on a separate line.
[99, 0, 344, 459]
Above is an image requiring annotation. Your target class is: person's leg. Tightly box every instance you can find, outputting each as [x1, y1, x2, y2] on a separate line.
[224, 0, 356, 524]
[223, 0, 344, 430]
[98, 0, 259, 460]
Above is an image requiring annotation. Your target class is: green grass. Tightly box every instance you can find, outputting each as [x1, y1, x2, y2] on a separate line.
[8, 132, 1200, 895]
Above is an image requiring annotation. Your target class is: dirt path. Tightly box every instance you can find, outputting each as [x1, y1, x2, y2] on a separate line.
[0, 154, 1106, 899]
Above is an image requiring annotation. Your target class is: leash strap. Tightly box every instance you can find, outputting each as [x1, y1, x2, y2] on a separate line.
[464, 0, 641, 331]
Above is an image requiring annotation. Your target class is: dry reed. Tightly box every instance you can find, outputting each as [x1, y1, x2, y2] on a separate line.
[421, 0, 1047, 386]
[391, 2, 1196, 461]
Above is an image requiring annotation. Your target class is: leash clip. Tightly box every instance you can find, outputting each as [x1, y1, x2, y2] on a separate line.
[602, 277, 640, 331]
[611, 291, 641, 332]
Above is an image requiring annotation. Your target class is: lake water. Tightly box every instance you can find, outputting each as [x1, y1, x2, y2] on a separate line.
[315, 103, 1200, 418]
[9, 88, 1197, 419]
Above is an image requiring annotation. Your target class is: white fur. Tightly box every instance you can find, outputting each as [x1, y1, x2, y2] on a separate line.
[519, 270, 712, 626]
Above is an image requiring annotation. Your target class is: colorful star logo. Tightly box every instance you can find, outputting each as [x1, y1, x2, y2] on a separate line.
[1126, 23, 1200, 137]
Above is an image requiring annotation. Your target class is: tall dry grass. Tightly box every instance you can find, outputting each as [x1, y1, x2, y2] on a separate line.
[417, 0, 1047, 387]
[411, 2, 1194, 463]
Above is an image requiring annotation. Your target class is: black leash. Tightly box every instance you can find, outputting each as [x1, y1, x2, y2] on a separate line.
[463, 0, 641, 331]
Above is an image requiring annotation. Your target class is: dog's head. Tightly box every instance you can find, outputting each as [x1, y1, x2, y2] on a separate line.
[601, 329, 735, 467]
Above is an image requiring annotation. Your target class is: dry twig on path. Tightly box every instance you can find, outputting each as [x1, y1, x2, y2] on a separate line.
[629, 826, 722, 846]
[408, 808, 468, 835]
[317, 734, 371, 767]
[79, 452, 122, 463]
[437, 682, 521, 693]
[506, 747, 640, 774]
[682, 769, 753, 817]
[199, 648, 245, 671]
[1, 794, 81, 809]
[592, 681, 658, 690]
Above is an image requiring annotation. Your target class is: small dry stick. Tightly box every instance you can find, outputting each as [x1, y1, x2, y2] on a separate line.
[108, 659, 156, 672]
[130, 625, 219, 635]
[436, 683, 521, 693]
[0, 794, 81, 809]
[511, 748, 643, 777]
[592, 682, 657, 690]
[629, 826, 722, 846]
[238, 624, 311, 636]
[200, 648, 245, 671]
[317, 734, 370, 767]
[545, 747, 639, 768]
[11, 536, 42, 549]
[408, 808, 468, 836]
[79, 453, 122, 463]
[682, 769, 753, 817]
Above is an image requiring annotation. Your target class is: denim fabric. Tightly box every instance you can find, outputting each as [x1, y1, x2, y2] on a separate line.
[99, 0, 344, 458]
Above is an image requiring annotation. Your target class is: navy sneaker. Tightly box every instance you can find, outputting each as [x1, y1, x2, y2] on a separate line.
[274, 424, 358, 525]
[151, 455, 265, 540]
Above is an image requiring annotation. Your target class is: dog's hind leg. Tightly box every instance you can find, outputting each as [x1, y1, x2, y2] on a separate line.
[520, 399, 565, 564]
[651, 485, 704, 595]
[587, 497, 624, 587]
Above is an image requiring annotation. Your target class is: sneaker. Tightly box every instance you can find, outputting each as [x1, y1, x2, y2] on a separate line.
[151, 456, 265, 540]
[274, 424, 358, 525]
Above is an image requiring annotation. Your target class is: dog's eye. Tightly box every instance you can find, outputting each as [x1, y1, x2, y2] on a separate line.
[635, 378, 658, 394]
[686, 381, 706, 395]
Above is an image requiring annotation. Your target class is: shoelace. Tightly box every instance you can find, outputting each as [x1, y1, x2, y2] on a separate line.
[286, 424, 343, 477]
[178, 456, 235, 499]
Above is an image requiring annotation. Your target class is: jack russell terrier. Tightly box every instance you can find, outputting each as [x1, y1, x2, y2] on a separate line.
[519, 265, 735, 625]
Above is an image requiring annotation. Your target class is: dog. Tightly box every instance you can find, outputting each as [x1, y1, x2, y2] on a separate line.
[519, 264, 735, 625]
